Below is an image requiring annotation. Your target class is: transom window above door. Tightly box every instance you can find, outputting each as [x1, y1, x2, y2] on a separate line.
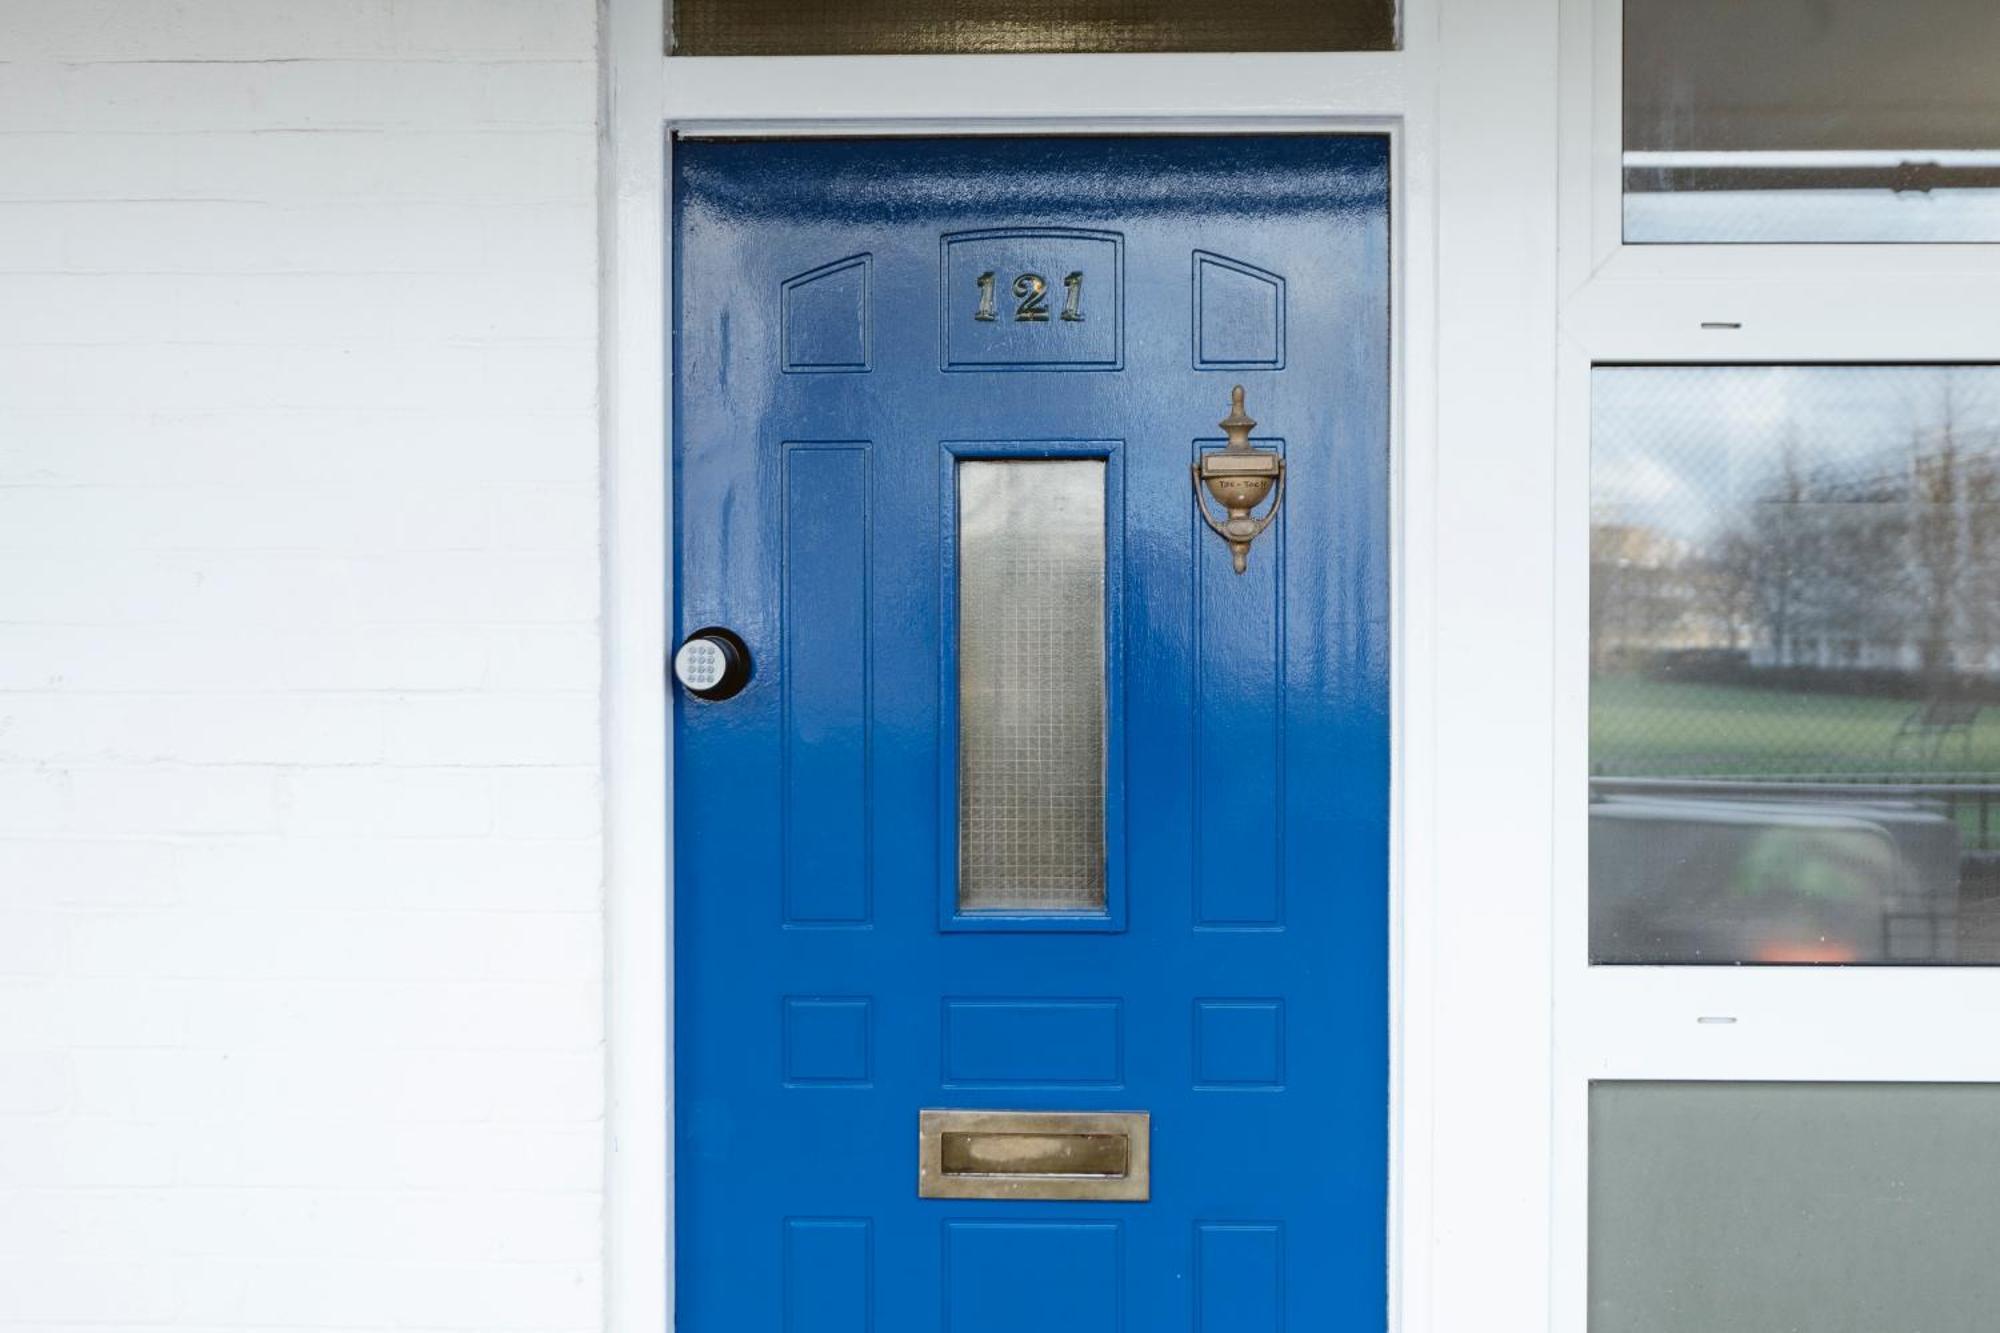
[671, 0, 1397, 56]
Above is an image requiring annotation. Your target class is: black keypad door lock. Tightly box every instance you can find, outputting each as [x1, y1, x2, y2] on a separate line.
[672, 628, 752, 701]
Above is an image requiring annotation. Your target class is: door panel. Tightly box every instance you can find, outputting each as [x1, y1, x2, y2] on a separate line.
[675, 135, 1388, 1332]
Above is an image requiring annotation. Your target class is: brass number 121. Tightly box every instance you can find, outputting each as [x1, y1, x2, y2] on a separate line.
[975, 270, 1086, 323]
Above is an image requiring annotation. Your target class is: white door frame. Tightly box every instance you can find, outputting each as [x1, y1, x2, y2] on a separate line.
[599, 3, 1563, 1330]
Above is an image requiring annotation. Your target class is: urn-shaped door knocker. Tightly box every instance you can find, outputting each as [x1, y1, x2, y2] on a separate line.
[1193, 385, 1285, 574]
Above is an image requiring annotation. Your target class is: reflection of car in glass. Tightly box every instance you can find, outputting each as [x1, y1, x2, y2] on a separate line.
[1591, 783, 1963, 963]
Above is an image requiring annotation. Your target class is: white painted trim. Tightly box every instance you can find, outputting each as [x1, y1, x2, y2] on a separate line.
[1548, 332, 1594, 1333]
[674, 115, 1401, 140]
[601, 1, 670, 1331]
[1389, 14, 1440, 1333]
[1424, 5, 1558, 1332]
[1564, 0, 1619, 288]
[599, 8, 1567, 1333]
[1626, 150, 2000, 169]
[1564, 272, 2000, 363]
[1570, 970, 2000, 1080]
[662, 52, 1406, 127]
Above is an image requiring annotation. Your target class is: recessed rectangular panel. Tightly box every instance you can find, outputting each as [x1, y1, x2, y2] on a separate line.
[1193, 439, 1285, 926]
[957, 460, 1106, 913]
[1193, 251, 1286, 371]
[1193, 1000, 1285, 1089]
[783, 1218, 871, 1333]
[1592, 1082, 2000, 1332]
[944, 999, 1122, 1088]
[944, 1221, 1123, 1333]
[1195, 1224, 1284, 1333]
[675, 0, 1396, 56]
[783, 997, 872, 1087]
[943, 230, 1121, 371]
[785, 445, 870, 924]
[782, 255, 871, 374]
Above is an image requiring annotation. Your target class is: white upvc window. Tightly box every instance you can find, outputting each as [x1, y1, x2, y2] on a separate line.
[1557, 1, 2000, 1330]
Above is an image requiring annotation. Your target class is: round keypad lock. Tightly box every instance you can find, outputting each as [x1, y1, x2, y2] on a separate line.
[672, 628, 752, 701]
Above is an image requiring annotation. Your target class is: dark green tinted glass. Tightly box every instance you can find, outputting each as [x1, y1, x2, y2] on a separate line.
[673, 0, 1396, 56]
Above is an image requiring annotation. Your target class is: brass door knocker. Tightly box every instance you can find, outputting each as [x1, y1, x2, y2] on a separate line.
[1193, 385, 1285, 574]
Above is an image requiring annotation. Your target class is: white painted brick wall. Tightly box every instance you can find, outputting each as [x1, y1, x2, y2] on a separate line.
[0, 3, 605, 1328]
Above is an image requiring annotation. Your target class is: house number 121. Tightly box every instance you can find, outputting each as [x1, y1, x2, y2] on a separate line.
[975, 270, 1085, 323]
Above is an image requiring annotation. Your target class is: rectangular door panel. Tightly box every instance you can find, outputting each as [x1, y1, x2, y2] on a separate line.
[782, 442, 873, 925]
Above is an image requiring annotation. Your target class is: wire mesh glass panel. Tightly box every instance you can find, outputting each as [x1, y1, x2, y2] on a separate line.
[958, 459, 1106, 913]
[673, 0, 1395, 56]
[1625, 0, 2000, 242]
[1592, 367, 2000, 963]
[1592, 1083, 2000, 1333]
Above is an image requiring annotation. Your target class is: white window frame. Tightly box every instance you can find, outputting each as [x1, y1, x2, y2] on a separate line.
[1552, 2, 2000, 1330]
[601, 3, 1563, 1331]
[1563, 0, 2000, 292]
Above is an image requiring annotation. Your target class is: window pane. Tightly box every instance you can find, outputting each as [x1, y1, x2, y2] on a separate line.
[674, 0, 1395, 56]
[958, 460, 1106, 913]
[1625, 0, 2000, 242]
[1592, 1082, 2000, 1333]
[1591, 367, 2000, 964]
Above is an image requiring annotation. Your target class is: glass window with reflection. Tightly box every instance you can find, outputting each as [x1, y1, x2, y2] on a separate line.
[1625, 0, 2000, 242]
[1592, 367, 2000, 963]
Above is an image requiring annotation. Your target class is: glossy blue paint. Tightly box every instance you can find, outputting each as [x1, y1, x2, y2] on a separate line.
[675, 136, 1389, 1333]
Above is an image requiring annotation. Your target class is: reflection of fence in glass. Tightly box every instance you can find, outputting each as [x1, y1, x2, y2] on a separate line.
[1591, 367, 2000, 963]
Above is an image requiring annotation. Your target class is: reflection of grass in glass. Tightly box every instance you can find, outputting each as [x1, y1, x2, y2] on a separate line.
[1590, 674, 2000, 781]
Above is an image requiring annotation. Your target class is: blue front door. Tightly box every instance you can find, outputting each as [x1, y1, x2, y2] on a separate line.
[674, 136, 1388, 1332]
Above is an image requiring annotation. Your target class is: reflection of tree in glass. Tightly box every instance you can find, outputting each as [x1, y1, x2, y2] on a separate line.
[1736, 403, 2000, 685]
[1595, 388, 2000, 690]
[1589, 368, 2000, 963]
